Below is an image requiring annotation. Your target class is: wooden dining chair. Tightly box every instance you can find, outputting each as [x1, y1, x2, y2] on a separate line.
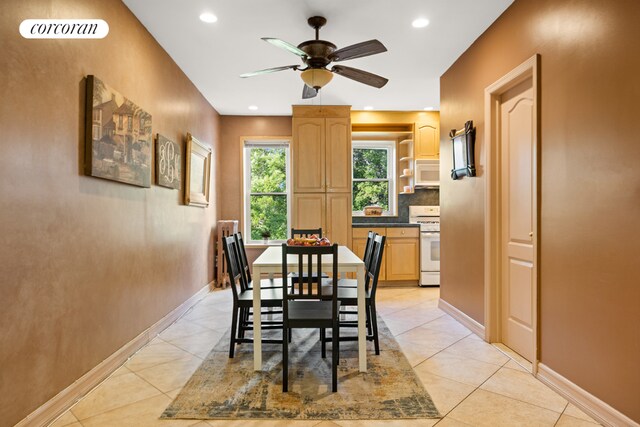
[337, 230, 377, 289]
[290, 227, 323, 238]
[289, 227, 328, 283]
[222, 236, 282, 358]
[281, 243, 340, 392]
[234, 232, 282, 290]
[323, 234, 386, 355]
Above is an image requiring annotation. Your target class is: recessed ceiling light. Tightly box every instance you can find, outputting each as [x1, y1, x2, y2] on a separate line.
[412, 18, 430, 28]
[423, 106, 434, 111]
[248, 105, 258, 111]
[363, 106, 374, 111]
[199, 12, 218, 23]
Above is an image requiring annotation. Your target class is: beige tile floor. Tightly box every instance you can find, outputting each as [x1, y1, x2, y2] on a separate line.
[48, 287, 601, 427]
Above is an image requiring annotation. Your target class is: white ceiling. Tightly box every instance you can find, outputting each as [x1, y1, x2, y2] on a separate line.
[122, 0, 513, 115]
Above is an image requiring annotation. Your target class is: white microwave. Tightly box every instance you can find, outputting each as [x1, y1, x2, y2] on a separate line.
[414, 159, 440, 188]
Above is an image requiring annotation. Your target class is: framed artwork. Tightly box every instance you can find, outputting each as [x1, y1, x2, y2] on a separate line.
[84, 75, 152, 187]
[155, 134, 181, 189]
[185, 133, 212, 207]
[449, 120, 476, 180]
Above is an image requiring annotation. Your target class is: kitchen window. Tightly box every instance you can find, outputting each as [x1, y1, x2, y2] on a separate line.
[352, 140, 396, 215]
[243, 139, 291, 244]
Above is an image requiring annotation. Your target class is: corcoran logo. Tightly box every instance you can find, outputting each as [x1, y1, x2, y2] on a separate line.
[19, 19, 109, 39]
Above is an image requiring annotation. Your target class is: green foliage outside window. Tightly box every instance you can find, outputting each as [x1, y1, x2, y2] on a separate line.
[353, 147, 390, 211]
[248, 147, 288, 241]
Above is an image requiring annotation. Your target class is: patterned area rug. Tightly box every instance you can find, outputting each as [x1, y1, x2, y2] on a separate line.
[162, 316, 440, 420]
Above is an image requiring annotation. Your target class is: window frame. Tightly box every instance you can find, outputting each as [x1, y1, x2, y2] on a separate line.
[352, 140, 397, 216]
[242, 138, 292, 245]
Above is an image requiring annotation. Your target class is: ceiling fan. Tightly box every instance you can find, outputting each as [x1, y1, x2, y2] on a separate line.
[240, 16, 389, 99]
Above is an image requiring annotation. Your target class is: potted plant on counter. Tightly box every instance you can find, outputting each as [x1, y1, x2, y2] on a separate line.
[260, 230, 271, 244]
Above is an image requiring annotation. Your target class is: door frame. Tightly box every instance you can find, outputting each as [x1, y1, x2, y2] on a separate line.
[483, 54, 540, 373]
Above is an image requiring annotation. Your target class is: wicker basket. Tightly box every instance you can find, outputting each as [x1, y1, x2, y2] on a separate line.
[363, 205, 383, 216]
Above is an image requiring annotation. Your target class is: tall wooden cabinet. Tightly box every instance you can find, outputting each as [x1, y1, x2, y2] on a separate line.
[292, 106, 352, 246]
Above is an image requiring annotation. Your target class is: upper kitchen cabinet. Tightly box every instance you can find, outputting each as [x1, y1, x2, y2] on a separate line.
[351, 110, 440, 160]
[414, 122, 440, 159]
[292, 106, 351, 193]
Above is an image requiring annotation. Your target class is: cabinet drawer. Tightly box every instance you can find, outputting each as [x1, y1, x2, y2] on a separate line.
[352, 227, 386, 239]
[385, 227, 419, 238]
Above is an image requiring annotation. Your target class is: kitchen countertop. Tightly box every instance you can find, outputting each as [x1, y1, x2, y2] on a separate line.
[352, 223, 419, 228]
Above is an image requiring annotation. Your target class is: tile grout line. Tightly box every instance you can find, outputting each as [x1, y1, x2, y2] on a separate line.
[553, 401, 570, 427]
[439, 358, 511, 423]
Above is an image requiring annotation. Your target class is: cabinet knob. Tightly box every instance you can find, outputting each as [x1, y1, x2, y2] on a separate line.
[401, 230, 405, 235]
[529, 232, 533, 237]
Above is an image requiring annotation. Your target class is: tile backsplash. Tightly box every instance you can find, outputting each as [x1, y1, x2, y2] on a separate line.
[353, 188, 439, 224]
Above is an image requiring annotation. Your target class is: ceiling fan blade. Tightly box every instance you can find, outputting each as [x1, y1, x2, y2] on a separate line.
[302, 84, 318, 99]
[262, 37, 308, 58]
[331, 65, 388, 88]
[240, 65, 299, 78]
[329, 39, 387, 62]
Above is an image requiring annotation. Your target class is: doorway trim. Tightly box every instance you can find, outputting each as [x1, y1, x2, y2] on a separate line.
[483, 54, 540, 373]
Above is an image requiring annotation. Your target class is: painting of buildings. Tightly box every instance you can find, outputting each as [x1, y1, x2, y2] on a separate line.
[85, 75, 152, 187]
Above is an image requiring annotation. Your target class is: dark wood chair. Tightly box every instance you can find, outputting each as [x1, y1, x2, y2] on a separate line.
[289, 227, 328, 283]
[290, 227, 323, 238]
[282, 243, 340, 392]
[337, 230, 377, 289]
[323, 234, 386, 355]
[234, 232, 282, 290]
[222, 235, 282, 358]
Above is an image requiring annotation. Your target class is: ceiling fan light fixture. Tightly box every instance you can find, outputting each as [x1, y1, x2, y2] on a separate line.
[301, 68, 333, 89]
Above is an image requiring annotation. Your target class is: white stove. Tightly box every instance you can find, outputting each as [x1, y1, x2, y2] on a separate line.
[409, 206, 440, 286]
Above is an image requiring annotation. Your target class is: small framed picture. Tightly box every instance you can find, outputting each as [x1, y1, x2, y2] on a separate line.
[184, 133, 211, 207]
[450, 120, 476, 180]
[155, 134, 181, 190]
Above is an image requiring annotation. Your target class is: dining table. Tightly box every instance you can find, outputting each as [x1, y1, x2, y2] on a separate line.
[251, 245, 367, 372]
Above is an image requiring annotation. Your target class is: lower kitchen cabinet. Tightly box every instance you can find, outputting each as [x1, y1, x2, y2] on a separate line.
[385, 227, 420, 281]
[351, 226, 419, 282]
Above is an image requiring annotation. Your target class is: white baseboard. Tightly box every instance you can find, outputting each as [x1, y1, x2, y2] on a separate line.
[537, 363, 639, 427]
[15, 282, 213, 427]
[438, 298, 485, 338]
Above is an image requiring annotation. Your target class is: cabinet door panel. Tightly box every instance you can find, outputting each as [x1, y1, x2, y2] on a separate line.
[415, 123, 439, 159]
[293, 118, 325, 192]
[386, 238, 419, 280]
[326, 117, 351, 192]
[293, 193, 325, 231]
[326, 192, 351, 246]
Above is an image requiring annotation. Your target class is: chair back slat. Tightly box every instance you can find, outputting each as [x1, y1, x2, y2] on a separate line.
[234, 232, 252, 286]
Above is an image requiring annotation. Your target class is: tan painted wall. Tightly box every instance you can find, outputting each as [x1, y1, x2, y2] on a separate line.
[0, 0, 220, 424]
[440, 0, 640, 421]
[219, 115, 292, 265]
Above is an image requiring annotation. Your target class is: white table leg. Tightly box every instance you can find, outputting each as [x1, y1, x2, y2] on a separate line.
[357, 265, 367, 372]
[252, 265, 262, 371]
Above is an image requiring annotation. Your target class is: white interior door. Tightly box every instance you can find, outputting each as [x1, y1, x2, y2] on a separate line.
[500, 78, 535, 362]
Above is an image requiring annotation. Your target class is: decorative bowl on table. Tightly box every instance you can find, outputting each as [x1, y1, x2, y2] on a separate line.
[286, 235, 331, 246]
[363, 205, 383, 216]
